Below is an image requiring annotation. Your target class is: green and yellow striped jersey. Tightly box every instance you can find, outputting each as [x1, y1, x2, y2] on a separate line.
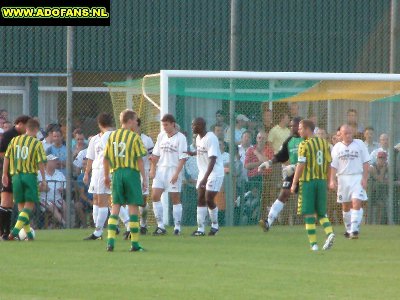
[5, 135, 47, 175]
[104, 128, 147, 173]
[297, 137, 331, 182]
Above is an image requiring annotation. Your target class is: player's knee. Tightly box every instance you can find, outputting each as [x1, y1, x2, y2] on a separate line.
[206, 199, 216, 209]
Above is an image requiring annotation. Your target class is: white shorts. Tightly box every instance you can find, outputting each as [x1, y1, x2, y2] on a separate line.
[196, 176, 224, 192]
[337, 174, 368, 203]
[152, 167, 183, 193]
[89, 168, 111, 195]
[141, 170, 150, 196]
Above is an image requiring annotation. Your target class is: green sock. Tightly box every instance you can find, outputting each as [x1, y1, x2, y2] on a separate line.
[129, 214, 140, 248]
[107, 214, 119, 247]
[305, 217, 317, 246]
[319, 216, 333, 236]
[12, 208, 31, 237]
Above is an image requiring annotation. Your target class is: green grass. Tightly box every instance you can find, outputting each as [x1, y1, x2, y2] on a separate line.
[1, 225, 399, 300]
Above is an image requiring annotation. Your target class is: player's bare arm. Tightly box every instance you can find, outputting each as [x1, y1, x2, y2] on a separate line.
[171, 158, 186, 184]
[103, 157, 111, 189]
[38, 162, 47, 191]
[1, 157, 9, 187]
[290, 163, 304, 194]
[361, 162, 369, 190]
[137, 158, 147, 191]
[184, 150, 196, 156]
[149, 155, 160, 179]
[83, 159, 93, 185]
[329, 167, 338, 190]
[199, 156, 217, 188]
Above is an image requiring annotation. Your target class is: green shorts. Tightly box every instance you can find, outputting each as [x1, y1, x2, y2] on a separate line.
[12, 173, 39, 204]
[111, 168, 143, 206]
[297, 179, 327, 216]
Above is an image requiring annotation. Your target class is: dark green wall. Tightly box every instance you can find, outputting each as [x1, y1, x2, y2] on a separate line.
[0, 1, 394, 74]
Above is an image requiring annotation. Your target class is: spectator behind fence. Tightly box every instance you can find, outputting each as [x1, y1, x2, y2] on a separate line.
[210, 109, 228, 132]
[370, 133, 389, 165]
[268, 112, 290, 154]
[3, 121, 12, 132]
[368, 151, 388, 224]
[263, 108, 273, 133]
[46, 129, 67, 175]
[0, 109, 8, 121]
[75, 158, 93, 228]
[42, 123, 60, 152]
[347, 108, 364, 139]
[213, 123, 229, 152]
[38, 155, 66, 228]
[247, 115, 260, 144]
[244, 131, 274, 224]
[225, 114, 249, 145]
[363, 127, 379, 155]
[0, 117, 5, 129]
[289, 102, 300, 120]
[238, 131, 252, 183]
[72, 129, 88, 160]
[309, 113, 319, 134]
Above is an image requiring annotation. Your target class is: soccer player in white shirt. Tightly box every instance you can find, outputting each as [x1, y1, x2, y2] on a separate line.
[150, 114, 188, 235]
[329, 124, 370, 239]
[83, 113, 130, 240]
[189, 117, 225, 236]
[135, 118, 154, 235]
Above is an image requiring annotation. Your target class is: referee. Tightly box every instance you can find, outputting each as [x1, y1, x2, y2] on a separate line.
[0, 115, 31, 240]
[291, 119, 335, 251]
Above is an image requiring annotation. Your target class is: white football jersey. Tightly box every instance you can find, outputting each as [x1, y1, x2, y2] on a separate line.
[153, 131, 188, 167]
[331, 139, 370, 175]
[141, 133, 154, 171]
[196, 132, 224, 179]
[86, 130, 113, 170]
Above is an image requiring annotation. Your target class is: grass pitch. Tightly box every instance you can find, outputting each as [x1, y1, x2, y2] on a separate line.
[0, 225, 399, 300]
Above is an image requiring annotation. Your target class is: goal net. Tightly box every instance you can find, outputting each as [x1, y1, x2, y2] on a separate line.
[106, 70, 400, 227]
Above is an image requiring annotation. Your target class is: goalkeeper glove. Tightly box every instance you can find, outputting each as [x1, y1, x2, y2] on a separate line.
[282, 164, 296, 179]
[258, 160, 272, 172]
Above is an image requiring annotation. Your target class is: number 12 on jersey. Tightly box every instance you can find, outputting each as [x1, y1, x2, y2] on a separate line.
[113, 142, 126, 157]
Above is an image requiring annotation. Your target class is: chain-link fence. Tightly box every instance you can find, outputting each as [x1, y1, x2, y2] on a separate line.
[1, 1, 400, 230]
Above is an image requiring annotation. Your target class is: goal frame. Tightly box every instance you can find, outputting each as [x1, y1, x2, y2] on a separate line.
[159, 70, 400, 225]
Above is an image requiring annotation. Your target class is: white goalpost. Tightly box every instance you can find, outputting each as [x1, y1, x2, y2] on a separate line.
[157, 70, 400, 225]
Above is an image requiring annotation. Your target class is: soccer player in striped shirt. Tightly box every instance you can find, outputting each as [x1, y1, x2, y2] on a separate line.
[0, 115, 31, 240]
[2, 119, 47, 240]
[103, 109, 147, 252]
[291, 119, 335, 251]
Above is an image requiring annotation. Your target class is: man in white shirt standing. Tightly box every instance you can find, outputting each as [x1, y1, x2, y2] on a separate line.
[329, 124, 370, 239]
[83, 113, 130, 240]
[150, 114, 188, 236]
[38, 155, 66, 228]
[136, 118, 154, 235]
[189, 117, 225, 236]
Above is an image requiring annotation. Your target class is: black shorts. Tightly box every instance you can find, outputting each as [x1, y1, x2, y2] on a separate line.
[282, 175, 298, 193]
[1, 173, 12, 193]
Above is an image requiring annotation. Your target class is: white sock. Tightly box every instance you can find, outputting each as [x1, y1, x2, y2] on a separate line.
[94, 207, 108, 237]
[268, 199, 284, 226]
[343, 210, 351, 233]
[356, 208, 364, 232]
[92, 205, 99, 225]
[197, 207, 208, 232]
[208, 207, 219, 230]
[119, 206, 130, 231]
[152, 201, 164, 229]
[139, 204, 148, 227]
[351, 209, 363, 233]
[173, 204, 183, 231]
